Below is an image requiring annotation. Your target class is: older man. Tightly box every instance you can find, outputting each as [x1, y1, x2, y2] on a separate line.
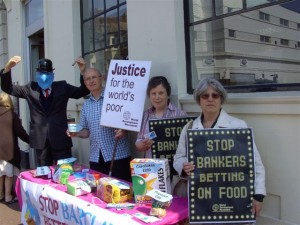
[68, 67, 131, 182]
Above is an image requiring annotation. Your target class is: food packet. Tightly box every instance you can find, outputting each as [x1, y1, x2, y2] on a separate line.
[146, 189, 173, 218]
[52, 161, 74, 184]
[97, 177, 132, 203]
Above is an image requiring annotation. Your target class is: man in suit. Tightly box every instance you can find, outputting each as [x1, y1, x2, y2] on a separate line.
[0, 56, 90, 166]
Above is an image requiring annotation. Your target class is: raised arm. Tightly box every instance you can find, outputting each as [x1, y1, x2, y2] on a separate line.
[72, 56, 86, 74]
[3, 56, 22, 73]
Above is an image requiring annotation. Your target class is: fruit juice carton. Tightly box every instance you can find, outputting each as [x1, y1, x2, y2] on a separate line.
[130, 158, 171, 205]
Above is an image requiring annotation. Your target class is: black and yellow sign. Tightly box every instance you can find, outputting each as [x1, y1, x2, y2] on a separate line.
[149, 116, 196, 178]
[187, 128, 256, 224]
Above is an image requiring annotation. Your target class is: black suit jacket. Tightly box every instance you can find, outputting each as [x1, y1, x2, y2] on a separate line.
[0, 70, 89, 150]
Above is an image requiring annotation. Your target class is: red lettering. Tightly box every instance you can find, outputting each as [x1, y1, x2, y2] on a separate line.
[44, 215, 67, 225]
[39, 196, 48, 212]
[39, 196, 59, 215]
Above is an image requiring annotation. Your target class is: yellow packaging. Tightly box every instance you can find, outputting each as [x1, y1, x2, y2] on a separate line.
[130, 158, 171, 205]
[96, 177, 132, 203]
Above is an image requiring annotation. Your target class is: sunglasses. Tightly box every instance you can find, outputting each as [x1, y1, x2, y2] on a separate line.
[200, 93, 221, 100]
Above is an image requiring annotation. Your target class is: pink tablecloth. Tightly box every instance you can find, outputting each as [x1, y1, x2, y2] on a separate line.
[16, 169, 188, 225]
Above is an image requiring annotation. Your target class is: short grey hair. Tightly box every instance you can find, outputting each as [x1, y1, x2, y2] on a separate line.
[193, 78, 227, 105]
[83, 68, 102, 77]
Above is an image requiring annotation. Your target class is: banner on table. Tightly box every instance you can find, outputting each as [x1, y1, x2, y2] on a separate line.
[100, 60, 151, 132]
[20, 178, 139, 225]
[187, 128, 256, 224]
[149, 116, 196, 178]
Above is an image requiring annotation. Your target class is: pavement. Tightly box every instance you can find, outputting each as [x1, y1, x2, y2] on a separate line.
[0, 200, 22, 225]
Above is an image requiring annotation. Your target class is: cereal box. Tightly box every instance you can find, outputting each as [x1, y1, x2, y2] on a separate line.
[130, 158, 171, 205]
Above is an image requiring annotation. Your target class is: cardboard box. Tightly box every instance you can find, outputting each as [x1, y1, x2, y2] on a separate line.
[96, 177, 132, 203]
[67, 180, 91, 196]
[130, 158, 171, 205]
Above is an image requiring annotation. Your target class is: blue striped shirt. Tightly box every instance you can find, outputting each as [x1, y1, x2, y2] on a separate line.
[80, 90, 130, 163]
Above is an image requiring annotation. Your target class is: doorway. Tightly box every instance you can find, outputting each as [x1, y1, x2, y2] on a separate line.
[29, 30, 44, 81]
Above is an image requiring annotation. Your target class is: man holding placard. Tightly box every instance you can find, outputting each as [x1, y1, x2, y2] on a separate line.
[69, 59, 151, 181]
[68, 66, 131, 182]
[173, 78, 266, 224]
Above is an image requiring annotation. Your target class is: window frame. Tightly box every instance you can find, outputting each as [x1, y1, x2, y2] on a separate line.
[80, 0, 128, 76]
[259, 11, 270, 21]
[260, 35, 271, 43]
[184, 0, 299, 94]
[228, 29, 236, 38]
[280, 18, 289, 26]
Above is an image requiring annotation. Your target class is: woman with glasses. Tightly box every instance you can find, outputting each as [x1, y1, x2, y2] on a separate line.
[173, 77, 266, 219]
[135, 76, 187, 157]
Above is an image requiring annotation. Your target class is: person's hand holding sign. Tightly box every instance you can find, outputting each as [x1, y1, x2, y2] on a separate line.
[183, 162, 195, 176]
[136, 138, 154, 152]
[252, 199, 263, 217]
[114, 129, 127, 140]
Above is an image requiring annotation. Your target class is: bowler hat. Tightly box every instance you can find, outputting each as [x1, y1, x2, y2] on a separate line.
[36, 58, 55, 72]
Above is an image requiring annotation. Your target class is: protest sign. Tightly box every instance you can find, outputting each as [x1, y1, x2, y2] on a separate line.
[187, 128, 256, 224]
[149, 116, 196, 178]
[100, 60, 151, 132]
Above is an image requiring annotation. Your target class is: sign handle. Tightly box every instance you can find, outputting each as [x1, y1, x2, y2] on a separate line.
[109, 139, 119, 177]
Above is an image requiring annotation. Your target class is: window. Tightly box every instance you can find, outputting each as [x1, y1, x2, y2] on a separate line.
[80, 0, 128, 76]
[184, 1, 300, 93]
[25, 0, 44, 81]
[259, 11, 270, 21]
[298, 42, 300, 48]
[297, 23, 300, 29]
[260, 35, 271, 43]
[228, 29, 236, 38]
[280, 39, 289, 46]
[25, 0, 43, 26]
[280, 18, 289, 26]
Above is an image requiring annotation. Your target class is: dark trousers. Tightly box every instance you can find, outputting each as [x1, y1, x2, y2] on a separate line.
[89, 153, 132, 182]
[35, 139, 72, 166]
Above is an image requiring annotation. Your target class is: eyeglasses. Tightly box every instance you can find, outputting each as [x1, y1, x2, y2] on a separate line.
[84, 75, 101, 82]
[200, 93, 221, 100]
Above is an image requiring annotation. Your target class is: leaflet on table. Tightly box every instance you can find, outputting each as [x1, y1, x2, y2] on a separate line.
[57, 157, 77, 165]
[35, 166, 51, 178]
[133, 213, 161, 223]
[106, 203, 136, 209]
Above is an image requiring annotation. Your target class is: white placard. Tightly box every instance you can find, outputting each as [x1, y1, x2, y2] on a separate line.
[100, 60, 151, 132]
